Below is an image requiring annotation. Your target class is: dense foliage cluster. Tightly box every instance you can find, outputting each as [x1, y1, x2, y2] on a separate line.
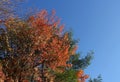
[0, 0, 99, 82]
[0, 9, 92, 82]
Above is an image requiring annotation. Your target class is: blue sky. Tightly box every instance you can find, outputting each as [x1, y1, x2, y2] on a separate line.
[24, 0, 120, 82]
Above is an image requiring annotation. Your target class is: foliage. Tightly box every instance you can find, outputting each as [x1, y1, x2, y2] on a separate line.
[0, 9, 89, 82]
[0, 1, 95, 82]
[54, 46, 93, 82]
[69, 51, 93, 70]
[54, 69, 77, 82]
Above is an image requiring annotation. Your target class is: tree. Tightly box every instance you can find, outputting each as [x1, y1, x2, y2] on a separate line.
[0, 10, 86, 82]
[0, 1, 99, 82]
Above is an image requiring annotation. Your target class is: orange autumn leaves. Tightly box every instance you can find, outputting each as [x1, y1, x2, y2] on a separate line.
[1, 10, 89, 82]
[26, 10, 77, 69]
[4, 10, 78, 70]
[77, 70, 89, 82]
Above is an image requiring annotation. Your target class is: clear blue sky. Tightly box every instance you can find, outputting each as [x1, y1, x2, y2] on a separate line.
[23, 0, 120, 82]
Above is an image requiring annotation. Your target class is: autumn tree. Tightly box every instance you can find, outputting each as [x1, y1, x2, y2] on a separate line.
[0, 0, 103, 82]
[0, 1, 92, 81]
[0, 9, 88, 82]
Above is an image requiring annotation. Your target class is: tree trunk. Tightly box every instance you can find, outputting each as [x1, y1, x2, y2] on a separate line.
[41, 61, 45, 82]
